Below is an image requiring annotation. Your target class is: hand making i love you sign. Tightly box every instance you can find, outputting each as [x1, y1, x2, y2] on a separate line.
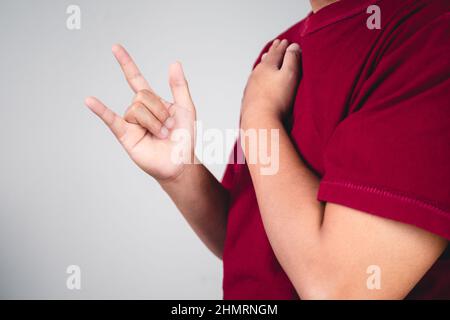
[85, 45, 197, 182]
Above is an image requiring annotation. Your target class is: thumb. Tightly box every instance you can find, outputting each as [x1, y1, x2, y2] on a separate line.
[282, 43, 302, 74]
[168, 62, 194, 109]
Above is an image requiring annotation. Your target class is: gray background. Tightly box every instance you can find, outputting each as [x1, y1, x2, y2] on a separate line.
[0, 0, 309, 299]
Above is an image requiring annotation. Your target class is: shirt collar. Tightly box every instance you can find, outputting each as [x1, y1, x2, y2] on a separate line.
[300, 0, 382, 37]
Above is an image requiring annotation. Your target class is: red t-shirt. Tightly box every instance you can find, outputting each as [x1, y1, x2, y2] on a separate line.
[221, 0, 450, 299]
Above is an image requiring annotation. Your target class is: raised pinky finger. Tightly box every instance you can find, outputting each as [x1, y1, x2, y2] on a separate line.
[85, 96, 127, 140]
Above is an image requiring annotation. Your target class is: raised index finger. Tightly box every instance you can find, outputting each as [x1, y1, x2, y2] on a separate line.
[112, 44, 153, 93]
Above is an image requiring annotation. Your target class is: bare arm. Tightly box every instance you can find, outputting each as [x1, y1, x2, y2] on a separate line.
[243, 114, 446, 299]
[86, 45, 228, 258]
[160, 162, 229, 258]
[241, 40, 447, 299]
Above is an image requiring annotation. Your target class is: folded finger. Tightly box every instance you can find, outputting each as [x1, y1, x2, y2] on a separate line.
[134, 90, 172, 128]
[124, 102, 169, 139]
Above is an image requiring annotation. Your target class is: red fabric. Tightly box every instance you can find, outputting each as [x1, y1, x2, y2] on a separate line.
[222, 0, 450, 299]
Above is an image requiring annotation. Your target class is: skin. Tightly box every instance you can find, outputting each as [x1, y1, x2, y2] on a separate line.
[241, 39, 447, 299]
[311, 0, 340, 13]
[85, 45, 229, 258]
[86, 1, 448, 299]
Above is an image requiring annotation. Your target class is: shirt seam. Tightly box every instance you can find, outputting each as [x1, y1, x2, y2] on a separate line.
[320, 179, 450, 218]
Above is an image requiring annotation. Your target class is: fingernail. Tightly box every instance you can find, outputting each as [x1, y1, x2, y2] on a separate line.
[112, 44, 120, 53]
[159, 126, 169, 138]
[84, 97, 93, 108]
[287, 43, 301, 52]
[164, 117, 175, 129]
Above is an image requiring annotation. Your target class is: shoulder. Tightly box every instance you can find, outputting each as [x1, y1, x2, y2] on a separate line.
[379, 0, 449, 55]
[253, 18, 307, 67]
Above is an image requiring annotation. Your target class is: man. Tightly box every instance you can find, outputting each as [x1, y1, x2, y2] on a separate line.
[85, 0, 450, 299]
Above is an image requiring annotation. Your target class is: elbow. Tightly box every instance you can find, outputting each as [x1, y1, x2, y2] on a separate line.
[298, 285, 350, 300]
[294, 276, 386, 300]
[296, 280, 361, 300]
[291, 265, 363, 300]
[295, 280, 341, 300]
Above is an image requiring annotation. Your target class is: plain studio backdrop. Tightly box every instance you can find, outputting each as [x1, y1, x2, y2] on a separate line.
[0, 0, 309, 299]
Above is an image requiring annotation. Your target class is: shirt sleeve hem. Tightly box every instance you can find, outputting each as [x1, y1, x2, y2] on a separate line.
[317, 179, 450, 241]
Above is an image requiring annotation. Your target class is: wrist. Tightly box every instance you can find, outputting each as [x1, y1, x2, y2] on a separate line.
[241, 107, 283, 130]
[157, 157, 200, 189]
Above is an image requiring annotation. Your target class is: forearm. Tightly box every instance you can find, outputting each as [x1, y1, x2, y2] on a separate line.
[241, 114, 326, 295]
[159, 160, 229, 259]
[241, 114, 448, 299]
[236, 38, 447, 299]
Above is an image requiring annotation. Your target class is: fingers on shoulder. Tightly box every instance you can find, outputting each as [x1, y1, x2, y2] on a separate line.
[282, 43, 302, 73]
[263, 39, 290, 67]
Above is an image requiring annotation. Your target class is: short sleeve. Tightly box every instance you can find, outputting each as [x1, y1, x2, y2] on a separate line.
[317, 14, 450, 240]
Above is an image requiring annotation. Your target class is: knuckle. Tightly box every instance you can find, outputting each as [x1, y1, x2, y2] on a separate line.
[285, 69, 296, 79]
[131, 101, 144, 112]
[156, 106, 170, 120]
[128, 72, 143, 80]
[124, 102, 140, 120]
[124, 109, 132, 121]
[140, 89, 153, 96]
[148, 118, 162, 133]
[170, 77, 187, 88]
[146, 102, 168, 123]
[135, 90, 147, 101]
